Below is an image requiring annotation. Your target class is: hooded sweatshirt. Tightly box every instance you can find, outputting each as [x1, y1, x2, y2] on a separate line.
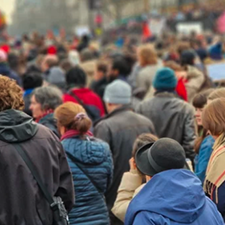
[125, 169, 224, 225]
[0, 109, 74, 225]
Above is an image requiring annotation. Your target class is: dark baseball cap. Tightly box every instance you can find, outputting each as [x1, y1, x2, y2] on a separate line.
[135, 138, 186, 177]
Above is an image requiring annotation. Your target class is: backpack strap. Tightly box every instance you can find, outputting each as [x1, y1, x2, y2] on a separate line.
[68, 90, 97, 120]
[66, 151, 104, 197]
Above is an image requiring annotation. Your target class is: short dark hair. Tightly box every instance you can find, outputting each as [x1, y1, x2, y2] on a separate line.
[112, 57, 129, 77]
[193, 89, 214, 109]
[132, 133, 158, 158]
[181, 50, 195, 67]
[66, 66, 87, 88]
[22, 72, 43, 90]
[97, 62, 108, 74]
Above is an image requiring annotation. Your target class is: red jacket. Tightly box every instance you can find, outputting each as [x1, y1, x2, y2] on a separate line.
[176, 78, 188, 101]
[63, 88, 105, 116]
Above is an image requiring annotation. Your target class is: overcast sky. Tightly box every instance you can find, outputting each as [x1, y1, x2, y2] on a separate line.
[1, 0, 16, 24]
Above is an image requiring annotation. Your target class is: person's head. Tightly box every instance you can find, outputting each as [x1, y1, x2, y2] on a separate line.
[96, 61, 108, 80]
[26, 64, 42, 74]
[66, 66, 87, 88]
[7, 53, 19, 70]
[80, 48, 94, 62]
[48, 67, 66, 89]
[68, 50, 80, 66]
[153, 67, 177, 92]
[137, 44, 157, 67]
[103, 80, 131, 113]
[208, 88, 225, 103]
[135, 138, 186, 177]
[54, 102, 92, 136]
[30, 86, 62, 119]
[60, 59, 73, 73]
[193, 89, 214, 126]
[0, 75, 24, 112]
[181, 50, 196, 67]
[22, 72, 43, 91]
[164, 61, 187, 79]
[176, 41, 191, 56]
[41, 55, 58, 72]
[202, 99, 225, 138]
[132, 133, 158, 158]
[110, 57, 129, 78]
[0, 49, 7, 63]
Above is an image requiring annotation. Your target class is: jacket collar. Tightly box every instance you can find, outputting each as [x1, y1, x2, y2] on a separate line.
[154, 91, 178, 98]
[94, 105, 133, 126]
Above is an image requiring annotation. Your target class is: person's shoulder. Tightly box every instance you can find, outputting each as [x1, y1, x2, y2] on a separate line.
[94, 116, 111, 128]
[88, 89, 102, 100]
[205, 197, 224, 222]
[135, 110, 152, 122]
[173, 98, 194, 112]
[35, 124, 60, 142]
[132, 211, 166, 224]
[202, 135, 215, 147]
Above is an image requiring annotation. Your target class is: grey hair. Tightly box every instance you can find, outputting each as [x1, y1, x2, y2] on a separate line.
[32, 86, 63, 110]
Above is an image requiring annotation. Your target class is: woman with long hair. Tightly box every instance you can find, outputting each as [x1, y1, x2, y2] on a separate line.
[202, 98, 225, 220]
[193, 89, 214, 184]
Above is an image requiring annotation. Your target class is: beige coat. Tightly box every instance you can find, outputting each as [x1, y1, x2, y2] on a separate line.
[185, 66, 205, 103]
[112, 170, 145, 222]
[136, 60, 163, 96]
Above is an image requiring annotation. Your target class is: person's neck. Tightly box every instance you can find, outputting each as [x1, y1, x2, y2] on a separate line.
[108, 104, 123, 114]
[155, 89, 176, 95]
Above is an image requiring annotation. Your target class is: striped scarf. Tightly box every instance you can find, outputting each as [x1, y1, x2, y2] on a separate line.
[204, 133, 225, 203]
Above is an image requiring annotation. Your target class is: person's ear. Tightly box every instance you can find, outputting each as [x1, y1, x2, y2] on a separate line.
[146, 175, 152, 182]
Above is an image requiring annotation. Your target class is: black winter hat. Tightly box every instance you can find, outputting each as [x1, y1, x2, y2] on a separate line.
[135, 138, 186, 177]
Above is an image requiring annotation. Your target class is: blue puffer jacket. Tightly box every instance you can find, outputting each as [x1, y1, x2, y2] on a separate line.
[62, 136, 113, 225]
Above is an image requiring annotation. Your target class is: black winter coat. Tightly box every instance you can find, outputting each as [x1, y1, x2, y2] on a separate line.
[0, 109, 74, 225]
[94, 106, 155, 225]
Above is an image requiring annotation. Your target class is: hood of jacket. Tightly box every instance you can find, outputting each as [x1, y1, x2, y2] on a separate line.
[0, 109, 38, 143]
[126, 169, 206, 224]
[62, 137, 110, 165]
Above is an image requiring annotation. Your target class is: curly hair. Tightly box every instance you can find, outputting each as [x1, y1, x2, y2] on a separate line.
[0, 75, 24, 111]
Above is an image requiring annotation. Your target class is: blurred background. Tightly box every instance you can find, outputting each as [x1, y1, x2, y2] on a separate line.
[0, 0, 225, 40]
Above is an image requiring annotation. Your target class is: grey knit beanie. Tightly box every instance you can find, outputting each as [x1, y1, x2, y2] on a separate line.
[103, 79, 131, 104]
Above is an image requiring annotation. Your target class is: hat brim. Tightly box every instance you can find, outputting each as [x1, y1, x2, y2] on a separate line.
[135, 142, 157, 177]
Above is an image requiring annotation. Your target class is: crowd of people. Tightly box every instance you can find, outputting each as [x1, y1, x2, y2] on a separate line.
[1, 30, 225, 225]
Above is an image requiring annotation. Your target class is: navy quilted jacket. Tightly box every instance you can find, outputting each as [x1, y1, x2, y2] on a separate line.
[62, 136, 113, 225]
